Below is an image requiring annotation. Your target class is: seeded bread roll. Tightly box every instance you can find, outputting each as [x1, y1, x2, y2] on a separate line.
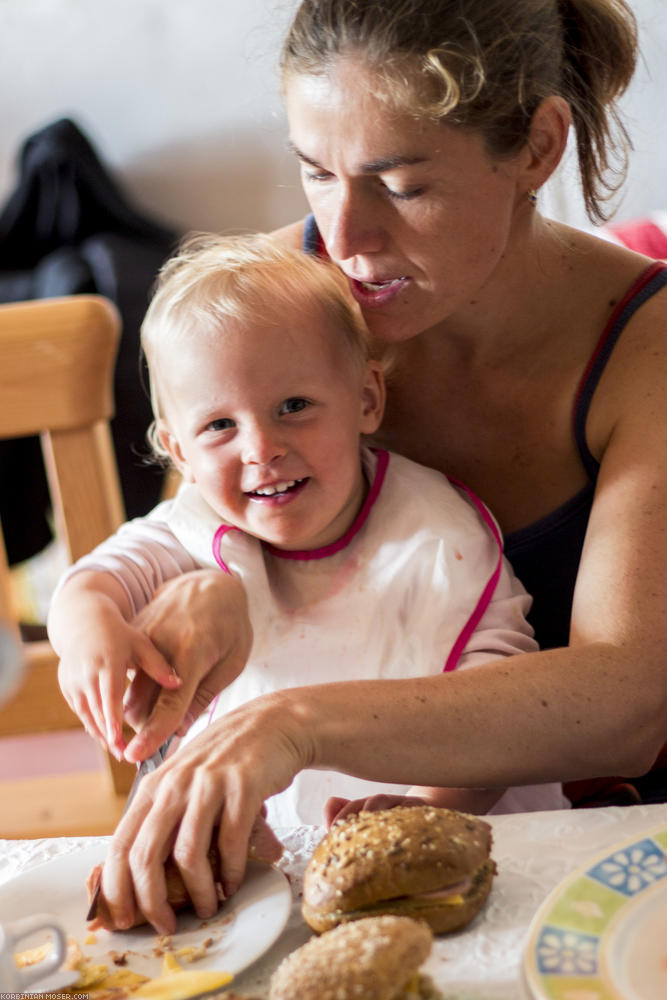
[302, 805, 495, 934]
[269, 915, 439, 1000]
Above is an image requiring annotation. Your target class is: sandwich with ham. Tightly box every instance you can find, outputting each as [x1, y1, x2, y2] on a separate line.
[302, 806, 495, 935]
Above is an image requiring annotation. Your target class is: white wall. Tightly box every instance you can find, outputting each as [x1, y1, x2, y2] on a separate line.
[0, 0, 665, 236]
[544, 0, 667, 230]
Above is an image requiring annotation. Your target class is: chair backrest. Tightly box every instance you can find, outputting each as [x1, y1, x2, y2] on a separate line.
[0, 295, 136, 835]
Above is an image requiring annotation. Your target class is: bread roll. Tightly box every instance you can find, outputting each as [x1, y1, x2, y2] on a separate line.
[269, 915, 439, 1000]
[302, 806, 495, 934]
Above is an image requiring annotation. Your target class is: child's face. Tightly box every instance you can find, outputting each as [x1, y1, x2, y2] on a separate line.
[157, 301, 384, 550]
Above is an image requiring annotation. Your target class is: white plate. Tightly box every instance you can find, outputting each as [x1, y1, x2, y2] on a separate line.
[0, 844, 292, 986]
[523, 825, 667, 1000]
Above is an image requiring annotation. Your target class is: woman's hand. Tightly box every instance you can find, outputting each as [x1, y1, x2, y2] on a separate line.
[122, 570, 253, 763]
[99, 691, 311, 934]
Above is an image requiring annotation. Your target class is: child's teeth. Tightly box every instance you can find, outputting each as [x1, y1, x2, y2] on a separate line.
[254, 479, 299, 496]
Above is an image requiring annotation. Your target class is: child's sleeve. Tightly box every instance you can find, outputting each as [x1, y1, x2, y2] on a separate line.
[52, 500, 200, 619]
[455, 552, 539, 670]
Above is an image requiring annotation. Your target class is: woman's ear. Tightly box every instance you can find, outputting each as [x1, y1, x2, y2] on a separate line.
[521, 95, 572, 192]
[156, 420, 194, 482]
[360, 360, 386, 434]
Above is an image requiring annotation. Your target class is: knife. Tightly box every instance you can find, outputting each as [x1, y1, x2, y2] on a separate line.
[86, 737, 174, 921]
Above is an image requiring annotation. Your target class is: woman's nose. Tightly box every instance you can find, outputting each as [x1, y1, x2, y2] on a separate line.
[324, 186, 384, 262]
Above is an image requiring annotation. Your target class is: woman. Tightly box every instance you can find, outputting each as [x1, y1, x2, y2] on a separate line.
[93, 0, 667, 935]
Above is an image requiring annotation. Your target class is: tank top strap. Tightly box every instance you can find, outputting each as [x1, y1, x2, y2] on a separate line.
[303, 213, 326, 257]
[573, 261, 667, 481]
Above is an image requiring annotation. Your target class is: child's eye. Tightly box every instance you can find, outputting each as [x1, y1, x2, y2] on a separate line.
[280, 397, 309, 415]
[206, 417, 235, 432]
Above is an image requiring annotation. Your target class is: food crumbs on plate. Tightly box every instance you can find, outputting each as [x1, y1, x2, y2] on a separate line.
[174, 939, 214, 964]
[28, 929, 234, 1000]
[86, 932, 99, 945]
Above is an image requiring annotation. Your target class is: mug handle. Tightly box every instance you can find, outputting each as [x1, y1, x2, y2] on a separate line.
[9, 914, 67, 991]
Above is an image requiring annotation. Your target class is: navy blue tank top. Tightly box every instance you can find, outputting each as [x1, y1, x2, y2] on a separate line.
[505, 260, 667, 647]
[303, 214, 667, 649]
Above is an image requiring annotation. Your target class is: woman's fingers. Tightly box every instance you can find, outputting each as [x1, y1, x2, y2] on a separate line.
[103, 770, 181, 935]
[123, 666, 215, 764]
[123, 669, 159, 732]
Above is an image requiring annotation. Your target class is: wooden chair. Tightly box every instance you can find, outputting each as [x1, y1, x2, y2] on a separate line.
[0, 295, 136, 837]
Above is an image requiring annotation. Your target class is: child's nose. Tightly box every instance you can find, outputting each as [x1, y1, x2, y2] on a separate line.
[241, 424, 287, 466]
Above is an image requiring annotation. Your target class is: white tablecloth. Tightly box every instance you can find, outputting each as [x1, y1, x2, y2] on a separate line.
[2, 802, 666, 999]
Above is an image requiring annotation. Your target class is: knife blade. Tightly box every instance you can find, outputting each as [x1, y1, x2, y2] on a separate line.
[85, 737, 174, 921]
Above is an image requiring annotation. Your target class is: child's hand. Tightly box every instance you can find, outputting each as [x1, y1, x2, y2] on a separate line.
[324, 793, 428, 826]
[56, 598, 180, 759]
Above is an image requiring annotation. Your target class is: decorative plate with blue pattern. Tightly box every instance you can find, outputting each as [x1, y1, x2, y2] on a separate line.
[523, 826, 667, 999]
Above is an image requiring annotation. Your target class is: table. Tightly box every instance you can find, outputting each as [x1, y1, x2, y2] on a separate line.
[2, 802, 666, 999]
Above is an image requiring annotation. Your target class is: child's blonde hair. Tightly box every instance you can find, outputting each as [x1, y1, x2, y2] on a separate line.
[141, 231, 377, 460]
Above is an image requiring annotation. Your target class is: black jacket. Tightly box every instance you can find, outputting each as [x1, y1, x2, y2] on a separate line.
[0, 118, 180, 563]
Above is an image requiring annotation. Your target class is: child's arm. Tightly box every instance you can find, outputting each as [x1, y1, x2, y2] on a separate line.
[48, 569, 180, 759]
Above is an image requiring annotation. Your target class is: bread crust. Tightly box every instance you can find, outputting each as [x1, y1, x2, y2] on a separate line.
[302, 806, 494, 934]
[269, 915, 433, 1000]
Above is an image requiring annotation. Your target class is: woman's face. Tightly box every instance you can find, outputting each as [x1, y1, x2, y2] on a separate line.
[285, 56, 529, 343]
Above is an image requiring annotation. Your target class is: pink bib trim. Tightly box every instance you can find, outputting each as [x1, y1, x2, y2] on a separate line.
[442, 479, 504, 673]
[212, 524, 238, 575]
[211, 450, 389, 571]
[263, 448, 389, 561]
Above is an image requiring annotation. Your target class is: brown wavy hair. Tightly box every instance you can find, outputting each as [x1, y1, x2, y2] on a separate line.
[281, 0, 638, 223]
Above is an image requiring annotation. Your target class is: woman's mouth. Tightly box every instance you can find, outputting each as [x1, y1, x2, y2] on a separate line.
[349, 275, 409, 306]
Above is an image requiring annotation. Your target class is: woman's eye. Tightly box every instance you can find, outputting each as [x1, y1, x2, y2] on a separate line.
[280, 398, 309, 415]
[384, 184, 423, 201]
[303, 169, 333, 184]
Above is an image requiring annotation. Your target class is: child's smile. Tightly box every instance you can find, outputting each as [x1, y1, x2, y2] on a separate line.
[245, 477, 309, 501]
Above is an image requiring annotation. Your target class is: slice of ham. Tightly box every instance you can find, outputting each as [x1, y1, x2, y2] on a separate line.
[408, 876, 473, 901]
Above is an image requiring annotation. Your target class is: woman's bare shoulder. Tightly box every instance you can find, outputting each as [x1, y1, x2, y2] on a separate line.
[270, 219, 306, 249]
